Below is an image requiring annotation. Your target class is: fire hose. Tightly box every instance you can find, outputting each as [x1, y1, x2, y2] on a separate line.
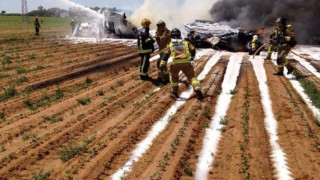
[253, 43, 315, 61]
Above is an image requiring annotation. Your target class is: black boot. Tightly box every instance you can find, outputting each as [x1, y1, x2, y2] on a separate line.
[273, 72, 284, 76]
[195, 88, 205, 101]
[170, 91, 179, 99]
[287, 68, 294, 75]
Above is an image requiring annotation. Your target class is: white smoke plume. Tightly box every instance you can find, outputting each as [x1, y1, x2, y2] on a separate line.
[129, 0, 217, 29]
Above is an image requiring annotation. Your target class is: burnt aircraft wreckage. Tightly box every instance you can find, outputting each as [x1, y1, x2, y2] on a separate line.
[72, 9, 138, 38]
[185, 20, 262, 52]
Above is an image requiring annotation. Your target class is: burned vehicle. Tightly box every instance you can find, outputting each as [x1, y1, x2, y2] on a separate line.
[72, 9, 138, 38]
[185, 20, 262, 52]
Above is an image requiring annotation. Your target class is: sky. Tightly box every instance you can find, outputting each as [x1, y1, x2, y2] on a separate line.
[0, 0, 145, 13]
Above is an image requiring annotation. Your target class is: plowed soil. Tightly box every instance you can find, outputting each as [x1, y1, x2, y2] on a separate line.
[0, 38, 320, 180]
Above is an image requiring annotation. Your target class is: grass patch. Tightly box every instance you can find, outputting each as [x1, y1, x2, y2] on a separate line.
[27, 53, 37, 60]
[0, 73, 9, 79]
[77, 96, 91, 105]
[0, 85, 18, 102]
[16, 65, 44, 74]
[21, 132, 36, 141]
[16, 76, 28, 84]
[58, 136, 95, 162]
[183, 166, 193, 176]
[31, 170, 51, 180]
[42, 115, 64, 124]
[53, 87, 64, 100]
[220, 117, 228, 126]
[117, 80, 124, 86]
[85, 77, 93, 84]
[203, 106, 211, 119]
[0, 145, 5, 152]
[2, 56, 11, 65]
[97, 89, 104, 96]
[230, 89, 237, 95]
[299, 79, 320, 109]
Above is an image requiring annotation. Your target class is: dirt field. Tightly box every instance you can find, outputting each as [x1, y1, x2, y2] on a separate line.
[0, 32, 320, 180]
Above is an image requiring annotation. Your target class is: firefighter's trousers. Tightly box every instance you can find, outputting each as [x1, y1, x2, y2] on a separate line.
[266, 44, 276, 58]
[169, 63, 200, 93]
[139, 53, 151, 77]
[157, 52, 170, 81]
[276, 45, 293, 73]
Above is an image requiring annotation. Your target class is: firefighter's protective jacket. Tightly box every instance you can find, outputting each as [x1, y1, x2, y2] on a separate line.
[161, 39, 196, 65]
[137, 27, 155, 54]
[156, 28, 171, 53]
[270, 24, 296, 47]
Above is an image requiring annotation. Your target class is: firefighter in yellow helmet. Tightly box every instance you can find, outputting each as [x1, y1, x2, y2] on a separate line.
[267, 17, 296, 75]
[156, 20, 171, 84]
[137, 19, 155, 80]
[159, 28, 204, 100]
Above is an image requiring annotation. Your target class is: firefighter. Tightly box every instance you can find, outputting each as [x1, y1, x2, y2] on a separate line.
[159, 28, 204, 100]
[34, 17, 41, 36]
[249, 35, 259, 55]
[267, 17, 296, 75]
[71, 20, 76, 34]
[156, 20, 171, 84]
[137, 19, 155, 80]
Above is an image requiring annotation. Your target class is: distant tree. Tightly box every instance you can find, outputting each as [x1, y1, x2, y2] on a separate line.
[1, 11, 6, 15]
[38, 6, 44, 11]
[90, 7, 100, 11]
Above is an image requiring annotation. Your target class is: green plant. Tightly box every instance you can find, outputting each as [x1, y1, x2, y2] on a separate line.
[24, 97, 34, 110]
[42, 115, 64, 123]
[220, 117, 228, 125]
[230, 89, 237, 95]
[77, 96, 91, 105]
[117, 80, 124, 86]
[22, 132, 36, 141]
[299, 79, 320, 109]
[16, 67, 27, 74]
[118, 101, 125, 108]
[203, 106, 211, 119]
[16, 76, 28, 84]
[28, 53, 37, 60]
[53, 87, 64, 100]
[85, 77, 93, 84]
[2, 56, 11, 65]
[31, 170, 51, 180]
[0, 145, 5, 152]
[58, 143, 87, 162]
[97, 89, 104, 96]
[184, 166, 193, 176]
[0, 86, 17, 102]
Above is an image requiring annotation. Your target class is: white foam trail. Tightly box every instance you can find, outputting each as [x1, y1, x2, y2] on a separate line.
[111, 51, 223, 180]
[251, 57, 292, 180]
[292, 50, 320, 78]
[195, 53, 243, 180]
[270, 60, 320, 124]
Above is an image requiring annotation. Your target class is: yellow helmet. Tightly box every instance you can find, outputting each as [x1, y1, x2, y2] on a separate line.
[141, 19, 151, 28]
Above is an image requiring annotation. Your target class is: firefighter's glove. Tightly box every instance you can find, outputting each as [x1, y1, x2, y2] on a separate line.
[160, 60, 167, 72]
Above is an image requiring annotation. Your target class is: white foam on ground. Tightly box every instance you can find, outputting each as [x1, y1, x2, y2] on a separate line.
[251, 57, 292, 180]
[110, 51, 223, 180]
[195, 53, 243, 180]
[294, 46, 320, 61]
[292, 49, 320, 78]
[270, 59, 320, 123]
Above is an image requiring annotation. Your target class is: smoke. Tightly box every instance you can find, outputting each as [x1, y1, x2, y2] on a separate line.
[129, 0, 218, 30]
[210, 0, 320, 44]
